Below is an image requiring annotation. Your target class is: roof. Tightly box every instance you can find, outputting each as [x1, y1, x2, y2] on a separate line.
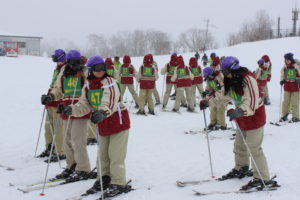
[0, 31, 42, 39]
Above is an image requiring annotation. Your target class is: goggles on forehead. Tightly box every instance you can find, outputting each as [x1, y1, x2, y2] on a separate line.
[51, 52, 66, 62]
[92, 63, 106, 72]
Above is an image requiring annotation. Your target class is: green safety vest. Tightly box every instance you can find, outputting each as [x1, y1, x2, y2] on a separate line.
[168, 66, 176, 75]
[107, 68, 114, 77]
[177, 68, 187, 78]
[120, 67, 130, 76]
[142, 66, 153, 77]
[285, 68, 297, 80]
[228, 88, 243, 106]
[63, 76, 82, 97]
[190, 67, 200, 76]
[87, 88, 103, 111]
[259, 70, 268, 80]
[50, 69, 59, 87]
[113, 61, 121, 70]
[207, 80, 221, 91]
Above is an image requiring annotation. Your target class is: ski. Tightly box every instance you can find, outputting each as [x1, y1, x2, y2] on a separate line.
[0, 164, 15, 171]
[192, 187, 277, 196]
[176, 179, 212, 187]
[270, 120, 299, 126]
[10, 178, 65, 188]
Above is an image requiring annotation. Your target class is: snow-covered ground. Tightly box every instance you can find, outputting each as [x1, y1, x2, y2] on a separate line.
[0, 37, 300, 200]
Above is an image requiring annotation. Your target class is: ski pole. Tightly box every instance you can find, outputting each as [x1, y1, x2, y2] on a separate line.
[34, 107, 46, 157]
[233, 121, 268, 190]
[45, 109, 62, 169]
[40, 116, 61, 196]
[278, 85, 283, 121]
[202, 109, 215, 178]
[95, 125, 105, 200]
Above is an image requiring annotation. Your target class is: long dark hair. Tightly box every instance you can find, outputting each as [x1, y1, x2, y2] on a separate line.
[224, 67, 249, 95]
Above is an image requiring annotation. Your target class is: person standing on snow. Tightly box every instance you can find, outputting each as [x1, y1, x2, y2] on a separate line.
[171, 56, 194, 112]
[148, 54, 161, 106]
[208, 52, 217, 66]
[41, 50, 92, 181]
[261, 55, 272, 105]
[113, 56, 121, 71]
[189, 57, 204, 107]
[119, 55, 139, 108]
[255, 58, 269, 106]
[203, 56, 279, 190]
[67, 56, 131, 197]
[201, 53, 208, 66]
[38, 49, 66, 162]
[201, 67, 228, 130]
[161, 54, 178, 109]
[137, 54, 159, 115]
[279, 53, 300, 122]
[105, 58, 119, 80]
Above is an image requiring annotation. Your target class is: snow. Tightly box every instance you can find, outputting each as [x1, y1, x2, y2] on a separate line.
[0, 37, 300, 200]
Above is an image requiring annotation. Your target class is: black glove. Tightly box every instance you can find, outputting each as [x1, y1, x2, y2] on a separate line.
[41, 94, 54, 105]
[280, 80, 285, 85]
[91, 110, 107, 124]
[296, 78, 300, 85]
[199, 100, 209, 110]
[56, 104, 72, 115]
[201, 90, 209, 98]
[227, 108, 244, 121]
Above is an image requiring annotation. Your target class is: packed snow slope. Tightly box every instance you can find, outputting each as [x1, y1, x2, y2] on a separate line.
[0, 37, 300, 200]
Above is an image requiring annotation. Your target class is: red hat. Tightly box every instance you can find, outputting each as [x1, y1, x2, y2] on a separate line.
[212, 56, 220, 66]
[123, 55, 131, 64]
[105, 58, 113, 65]
[170, 54, 178, 66]
[177, 56, 185, 68]
[261, 55, 270, 62]
[81, 56, 87, 65]
[148, 54, 154, 63]
[143, 54, 152, 66]
[189, 57, 197, 67]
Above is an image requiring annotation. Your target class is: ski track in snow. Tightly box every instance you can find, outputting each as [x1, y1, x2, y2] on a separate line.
[1, 37, 300, 200]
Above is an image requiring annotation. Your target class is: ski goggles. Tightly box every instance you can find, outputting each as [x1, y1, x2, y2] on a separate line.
[91, 63, 107, 72]
[51, 52, 66, 62]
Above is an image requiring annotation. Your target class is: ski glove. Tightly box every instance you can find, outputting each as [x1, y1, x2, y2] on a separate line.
[91, 110, 107, 124]
[227, 108, 244, 121]
[41, 94, 54, 105]
[199, 100, 209, 110]
[296, 78, 300, 85]
[280, 80, 285, 85]
[56, 104, 72, 115]
[201, 90, 209, 98]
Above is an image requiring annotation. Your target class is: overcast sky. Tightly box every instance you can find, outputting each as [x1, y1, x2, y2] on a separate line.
[0, 0, 299, 47]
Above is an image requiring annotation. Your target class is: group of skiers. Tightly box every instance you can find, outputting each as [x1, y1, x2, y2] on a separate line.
[36, 48, 300, 198]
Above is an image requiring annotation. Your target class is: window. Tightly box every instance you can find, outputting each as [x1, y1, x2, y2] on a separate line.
[18, 42, 26, 48]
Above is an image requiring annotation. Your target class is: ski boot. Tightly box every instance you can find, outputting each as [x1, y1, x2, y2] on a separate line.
[44, 154, 66, 163]
[101, 184, 132, 199]
[218, 166, 252, 181]
[87, 138, 97, 145]
[291, 117, 300, 122]
[148, 110, 155, 115]
[187, 107, 195, 112]
[207, 123, 216, 130]
[240, 176, 280, 191]
[136, 109, 146, 115]
[134, 103, 139, 109]
[180, 103, 188, 108]
[37, 143, 52, 158]
[172, 108, 179, 112]
[55, 163, 77, 179]
[155, 101, 161, 106]
[264, 97, 271, 105]
[220, 125, 227, 130]
[65, 170, 94, 183]
[85, 176, 111, 195]
[279, 114, 288, 122]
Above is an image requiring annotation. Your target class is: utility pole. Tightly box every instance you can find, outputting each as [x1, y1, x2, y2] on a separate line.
[292, 6, 299, 36]
[277, 17, 281, 38]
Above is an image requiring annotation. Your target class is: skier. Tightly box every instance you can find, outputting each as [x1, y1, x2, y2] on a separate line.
[201, 53, 208, 66]
[105, 58, 119, 80]
[201, 67, 228, 130]
[194, 51, 200, 60]
[208, 52, 216, 66]
[171, 56, 194, 112]
[38, 49, 66, 162]
[255, 59, 269, 106]
[137, 54, 159, 115]
[119, 55, 139, 107]
[70, 56, 131, 198]
[161, 54, 178, 109]
[41, 50, 92, 181]
[189, 57, 204, 107]
[279, 53, 300, 122]
[261, 55, 272, 105]
[149, 54, 161, 105]
[113, 56, 121, 71]
[205, 56, 279, 190]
